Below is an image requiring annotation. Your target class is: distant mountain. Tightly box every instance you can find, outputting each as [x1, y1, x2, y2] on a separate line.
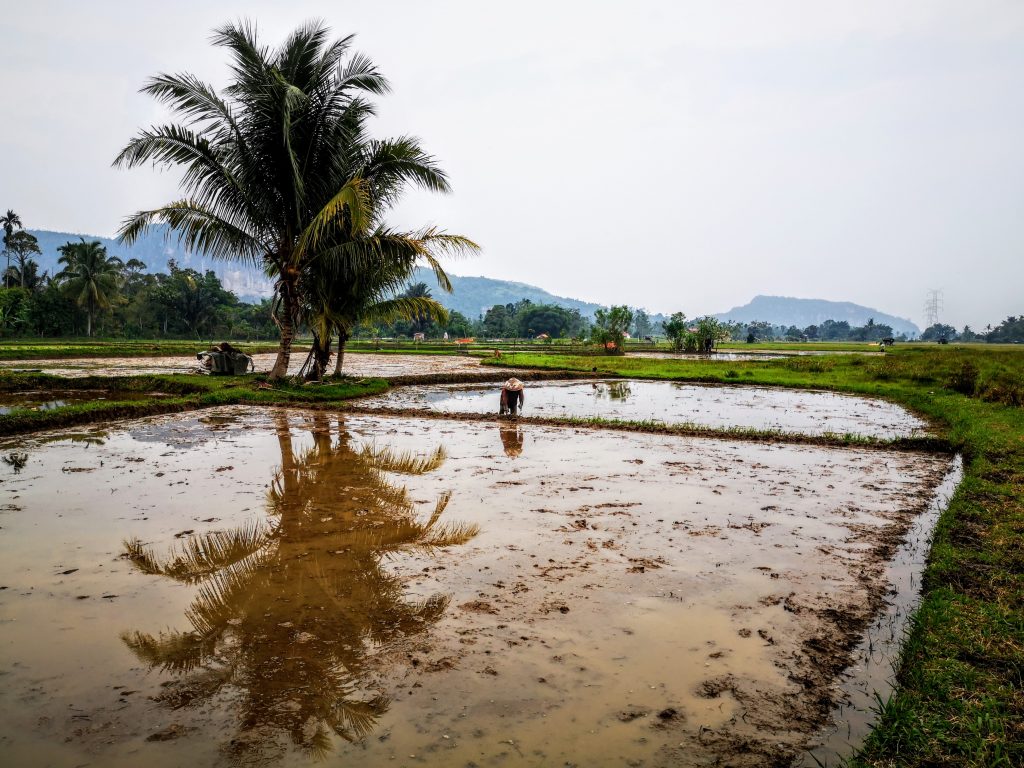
[714, 295, 919, 337]
[410, 267, 603, 320]
[27, 226, 273, 301]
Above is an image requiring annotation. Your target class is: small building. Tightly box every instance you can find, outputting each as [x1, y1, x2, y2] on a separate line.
[412, 332, 425, 342]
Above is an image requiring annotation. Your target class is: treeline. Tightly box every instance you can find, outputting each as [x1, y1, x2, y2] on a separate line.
[0, 231, 278, 339]
[920, 320, 1024, 344]
[735, 318, 902, 342]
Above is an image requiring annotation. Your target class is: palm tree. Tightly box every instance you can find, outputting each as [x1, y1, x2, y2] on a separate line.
[122, 411, 477, 757]
[1, 209, 23, 286]
[55, 239, 123, 336]
[300, 231, 459, 379]
[6, 259, 46, 293]
[114, 21, 471, 379]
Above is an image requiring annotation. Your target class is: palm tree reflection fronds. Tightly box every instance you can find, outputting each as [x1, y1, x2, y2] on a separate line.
[121, 414, 476, 758]
[359, 443, 447, 475]
[121, 628, 219, 675]
[124, 521, 275, 583]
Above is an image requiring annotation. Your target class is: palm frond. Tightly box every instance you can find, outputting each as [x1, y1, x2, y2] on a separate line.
[359, 443, 447, 475]
[121, 628, 218, 673]
[122, 521, 274, 583]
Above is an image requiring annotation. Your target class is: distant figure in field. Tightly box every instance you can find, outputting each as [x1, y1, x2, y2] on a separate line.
[499, 377, 525, 416]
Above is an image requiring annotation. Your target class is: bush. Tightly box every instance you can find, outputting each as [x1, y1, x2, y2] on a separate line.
[947, 360, 979, 396]
[977, 371, 1024, 406]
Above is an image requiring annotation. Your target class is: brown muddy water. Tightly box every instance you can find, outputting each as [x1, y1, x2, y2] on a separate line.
[0, 408, 953, 767]
[355, 380, 928, 438]
[0, 353, 486, 379]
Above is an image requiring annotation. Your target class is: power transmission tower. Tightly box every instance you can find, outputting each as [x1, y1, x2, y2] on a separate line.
[923, 289, 943, 327]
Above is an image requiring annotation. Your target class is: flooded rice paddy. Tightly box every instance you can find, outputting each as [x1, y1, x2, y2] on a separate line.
[356, 379, 928, 438]
[0, 407, 953, 767]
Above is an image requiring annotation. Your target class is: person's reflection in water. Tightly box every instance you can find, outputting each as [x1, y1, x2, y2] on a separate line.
[499, 423, 525, 458]
[121, 412, 478, 760]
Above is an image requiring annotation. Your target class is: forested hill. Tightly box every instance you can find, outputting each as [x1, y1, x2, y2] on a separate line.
[410, 267, 603, 320]
[26, 228, 605, 319]
[714, 295, 920, 337]
[27, 226, 273, 301]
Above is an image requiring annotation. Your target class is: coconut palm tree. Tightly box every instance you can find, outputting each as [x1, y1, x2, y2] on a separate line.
[1, 209, 23, 286]
[121, 411, 477, 756]
[55, 239, 123, 336]
[300, 229, 463, 379]
[114, 21, 472, 379]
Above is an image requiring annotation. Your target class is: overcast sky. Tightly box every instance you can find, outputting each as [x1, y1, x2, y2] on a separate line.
[2, 1, 1022, 329]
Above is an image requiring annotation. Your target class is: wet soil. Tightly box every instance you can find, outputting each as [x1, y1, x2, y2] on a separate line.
[0, 353, 488, 379]
[0, 408, 951, 767]
[356, 379, 928, 438]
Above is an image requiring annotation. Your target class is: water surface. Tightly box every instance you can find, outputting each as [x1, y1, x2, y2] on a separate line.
[358, 379, 928, 438]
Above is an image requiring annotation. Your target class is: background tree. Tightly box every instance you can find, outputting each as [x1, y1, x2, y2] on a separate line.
[693, 316, 729, 353]
[3, 231, 41, 289]
[591, 305, 633, 354]
[55, 239, 123, 336]
[631, 308, 652, 338]
[663, 312, 689, 352]
[1, 210, 24, 287]
[921, 323, 958, 342]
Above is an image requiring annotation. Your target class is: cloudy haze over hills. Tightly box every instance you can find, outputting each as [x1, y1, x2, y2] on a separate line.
[3, 2, 1022, 330]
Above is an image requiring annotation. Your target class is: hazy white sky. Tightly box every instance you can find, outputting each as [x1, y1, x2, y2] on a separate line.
[2, 1, 1022, 329]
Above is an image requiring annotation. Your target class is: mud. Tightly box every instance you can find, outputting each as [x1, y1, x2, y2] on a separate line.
[355, 379, 928, 438]
[0, 352, 487, 379]
[0, 408, 952, 767]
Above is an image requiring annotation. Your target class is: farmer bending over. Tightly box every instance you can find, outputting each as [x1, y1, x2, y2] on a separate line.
[499, 377, 525, 416]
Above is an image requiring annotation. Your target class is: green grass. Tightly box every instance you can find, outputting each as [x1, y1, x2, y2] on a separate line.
[481, 345, 1024, 766]
[0, 372, 387, 436]
[0, 338, 287, 360]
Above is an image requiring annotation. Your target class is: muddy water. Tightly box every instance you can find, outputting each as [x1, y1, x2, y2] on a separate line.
[357, 379, 928, 438]
[0, 408, 951, 767]
[0, 352, 486, 379]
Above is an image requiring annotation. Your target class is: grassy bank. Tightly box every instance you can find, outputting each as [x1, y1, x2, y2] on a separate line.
[0, 372, 387, 437]
[483, 346, 1024, 766]
[0, 339, 289, 360]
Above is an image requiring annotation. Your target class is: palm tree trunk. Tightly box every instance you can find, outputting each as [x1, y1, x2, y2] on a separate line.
[304, 332, 331, 381]
[333, 330, 349, 376]
[270, 277, 299, 380]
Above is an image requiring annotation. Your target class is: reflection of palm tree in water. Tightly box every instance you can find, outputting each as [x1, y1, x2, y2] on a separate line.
[122, 412, 477, 759]
[499, 424, 525, 458]
[593, 381, 632, 401]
